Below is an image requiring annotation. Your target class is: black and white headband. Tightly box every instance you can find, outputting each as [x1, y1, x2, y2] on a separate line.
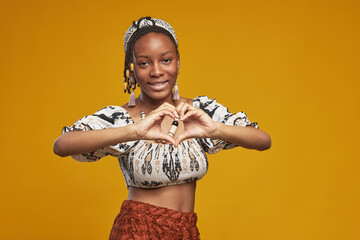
[123, 17, 178, 53]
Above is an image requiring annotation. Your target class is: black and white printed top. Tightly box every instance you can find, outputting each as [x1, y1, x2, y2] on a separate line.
[62, 96, 258, 189]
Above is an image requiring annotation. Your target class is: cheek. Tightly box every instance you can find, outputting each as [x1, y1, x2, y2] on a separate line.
[165, 63, 179, 76]
[134, 68, 147, 83]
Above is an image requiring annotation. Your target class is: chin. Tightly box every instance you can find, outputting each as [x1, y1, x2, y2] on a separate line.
[151, 92, 173, 100]
[141, 85, 175, 101]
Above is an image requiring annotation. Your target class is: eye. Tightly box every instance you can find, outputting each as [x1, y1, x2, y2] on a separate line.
[138, 61, 149, 68]
[162, 58, 172, 64]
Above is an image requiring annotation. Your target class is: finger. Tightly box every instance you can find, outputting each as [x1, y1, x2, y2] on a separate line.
[158, 133, 177, 146]
[160, 102, 176, 108]
[158, 105, 175, 112]
[151, 110, 176, 121]
[175, 132, 190, 145]
[175, 102, 184, 113]
[154, 106, 179, 119]
[156, 102, 180, 119]
[181, 109, 201, 121]
[158, 102, 177, 112]
[178, 103, 193, 119]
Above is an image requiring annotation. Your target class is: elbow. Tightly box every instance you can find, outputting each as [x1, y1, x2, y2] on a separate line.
[257, 134, 271, 151]
[53, 137, 69, 157]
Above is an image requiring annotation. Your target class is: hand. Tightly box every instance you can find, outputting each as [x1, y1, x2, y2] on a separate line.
[133, 102, 179, 145]
[175, 102, 218, 145]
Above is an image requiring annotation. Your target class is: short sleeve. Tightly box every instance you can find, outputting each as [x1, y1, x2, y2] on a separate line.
[61, 106, 137, 162]
[193, 96, 258, 154]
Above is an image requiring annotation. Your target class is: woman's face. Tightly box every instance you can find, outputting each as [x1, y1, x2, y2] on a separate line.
[132, 32, 180, 101]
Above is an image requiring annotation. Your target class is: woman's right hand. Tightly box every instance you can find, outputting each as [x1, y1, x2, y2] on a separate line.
[132, 102, 179, 145]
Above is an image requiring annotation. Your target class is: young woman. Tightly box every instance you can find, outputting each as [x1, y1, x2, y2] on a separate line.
[53, 16, 271, 240]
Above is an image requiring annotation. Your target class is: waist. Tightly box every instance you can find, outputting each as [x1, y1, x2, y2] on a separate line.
[127, 181, 196, 212]
[120, 199, 198, 226]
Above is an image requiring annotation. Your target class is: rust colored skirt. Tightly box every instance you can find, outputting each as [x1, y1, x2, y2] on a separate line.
[109, 200, 200, 240]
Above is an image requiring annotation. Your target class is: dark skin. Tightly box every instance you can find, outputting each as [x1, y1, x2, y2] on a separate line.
[53, 32, 271, 213]
[123, 32, 271, 212]
[124, 32, 197, 212]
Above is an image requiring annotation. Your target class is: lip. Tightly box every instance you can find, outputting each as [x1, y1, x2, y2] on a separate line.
[147, 80, 169, 90]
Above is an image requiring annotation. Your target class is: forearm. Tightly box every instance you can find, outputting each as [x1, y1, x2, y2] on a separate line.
[211, 122, 271, 151]
[53, 125, 137, 157]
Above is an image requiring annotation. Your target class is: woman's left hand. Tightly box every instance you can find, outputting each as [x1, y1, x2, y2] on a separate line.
[175, 102, 218, 145]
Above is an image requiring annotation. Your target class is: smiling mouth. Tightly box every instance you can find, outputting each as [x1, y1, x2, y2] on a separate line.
[148, 80, 169, 86]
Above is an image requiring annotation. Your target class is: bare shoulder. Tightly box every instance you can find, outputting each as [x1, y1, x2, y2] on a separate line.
[179, 97, 193, 105]
[121, 102, 140, 121]
[121, 102, 139, 111]
[121, 103, 129, 111]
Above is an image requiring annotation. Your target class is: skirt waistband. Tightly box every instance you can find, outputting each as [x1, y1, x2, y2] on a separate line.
[121, 200, 198, 226]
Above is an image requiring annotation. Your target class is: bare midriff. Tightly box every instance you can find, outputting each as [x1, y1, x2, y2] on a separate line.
[124, 98, 197, 213]
[127, 181, 196, 213]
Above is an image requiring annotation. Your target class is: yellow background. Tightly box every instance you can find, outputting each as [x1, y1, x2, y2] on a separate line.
[1, 0, 359, 239]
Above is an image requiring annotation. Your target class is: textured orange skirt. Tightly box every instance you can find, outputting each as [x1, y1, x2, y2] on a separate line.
[109, 200, 200, 240]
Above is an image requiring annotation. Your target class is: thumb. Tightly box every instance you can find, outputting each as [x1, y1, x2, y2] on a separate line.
[175, 132, 189, 146]
[158, 133, 177, 146]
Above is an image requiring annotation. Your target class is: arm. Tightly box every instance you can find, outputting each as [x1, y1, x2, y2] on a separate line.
[53, 125, 137, 157]
[54, 103, 178, 157]
[175, 102, 271, 151]
[211, 122, 271, 151]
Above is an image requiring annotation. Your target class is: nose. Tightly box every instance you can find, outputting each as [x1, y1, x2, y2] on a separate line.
[150, 62, 164, 78]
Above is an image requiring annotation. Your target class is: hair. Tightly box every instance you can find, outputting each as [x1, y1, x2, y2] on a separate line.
[123, 17, 179, 94]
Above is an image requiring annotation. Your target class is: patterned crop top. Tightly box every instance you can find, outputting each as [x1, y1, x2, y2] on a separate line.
[62, 96, 258, 189]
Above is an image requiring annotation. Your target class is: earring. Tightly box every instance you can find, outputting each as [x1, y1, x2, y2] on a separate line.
[173, 79, 180, 100]
[127, 63, 136, 106]
[128, 83, 136, 106]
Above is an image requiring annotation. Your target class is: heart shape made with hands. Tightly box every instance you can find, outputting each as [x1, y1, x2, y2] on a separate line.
[133, 101, 218, 146]
[171, 115, 214, 145]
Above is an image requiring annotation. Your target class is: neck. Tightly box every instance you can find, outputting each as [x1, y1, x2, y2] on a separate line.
[139, 93, 178, 111]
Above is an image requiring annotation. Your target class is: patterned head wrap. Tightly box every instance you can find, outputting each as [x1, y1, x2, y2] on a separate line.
[123, 16, 178, 53]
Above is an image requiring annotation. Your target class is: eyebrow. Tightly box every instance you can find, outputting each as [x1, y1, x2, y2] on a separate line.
[135, 50, 175, 59]
[161, 50, 174, 56]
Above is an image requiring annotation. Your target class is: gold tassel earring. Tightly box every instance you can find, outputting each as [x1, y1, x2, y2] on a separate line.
[173, 79, 180, 100]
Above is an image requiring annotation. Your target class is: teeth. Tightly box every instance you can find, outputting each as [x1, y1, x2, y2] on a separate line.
[150, 81, 166, 86]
